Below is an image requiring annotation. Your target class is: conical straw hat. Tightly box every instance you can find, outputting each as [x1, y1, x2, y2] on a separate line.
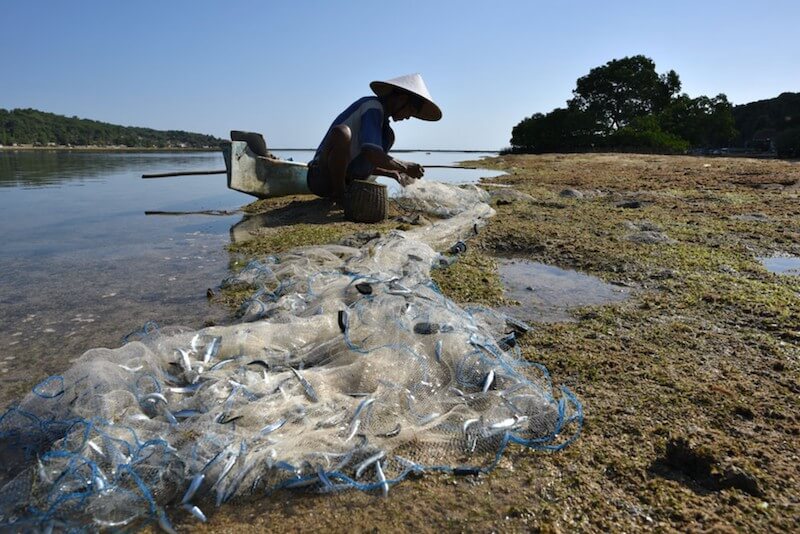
[370, 73, 442, 121]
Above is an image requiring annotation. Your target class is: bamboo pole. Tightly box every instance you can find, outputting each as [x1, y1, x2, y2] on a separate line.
[424, 165, 478, 169]
[141, 165, 475, 179]
[144, 209, 240, 216]
[141, 169, 227, 179]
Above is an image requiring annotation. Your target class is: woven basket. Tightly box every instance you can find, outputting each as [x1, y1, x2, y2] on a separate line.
[344, 180, 387, 223]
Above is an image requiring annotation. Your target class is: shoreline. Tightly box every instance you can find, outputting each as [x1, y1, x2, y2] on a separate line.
[0, 146, 500, 154]
[0, 145, 219, 152]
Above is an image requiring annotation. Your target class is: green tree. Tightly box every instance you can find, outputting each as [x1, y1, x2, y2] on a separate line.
[732, 92, 800, 149]
[659, 94, 737, 148]
[775, 127, 800, 158]
[608, 115, 689, 153]
[510, 107, 596, 152]
[0, 107, 225, 147]
[569, 55, 681, 132]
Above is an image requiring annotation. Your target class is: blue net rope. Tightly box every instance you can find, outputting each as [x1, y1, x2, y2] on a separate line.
[1, 233, 582, 532]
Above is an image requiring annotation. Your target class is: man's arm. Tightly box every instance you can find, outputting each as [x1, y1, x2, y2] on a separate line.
[361, 146, 424, 181]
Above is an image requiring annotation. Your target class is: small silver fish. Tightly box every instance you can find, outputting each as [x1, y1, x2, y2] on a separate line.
[462, 418, 479, 433]
[490, 415, 528, 431]
[173, 409, 205, 419]
[164, 409, 178, 426]
[93, 474, 107, 491]
[141, 392, 168, 405]
[355, 451, 386, 479]
[169, 383, 202, 394]
[482, 370, 495, 393]
[377, 424, 401, 438]
[345, 420, 360, 442]
[375, 460, 389, 497]
[37, 458, 50, 484]
[352, 397, 374, 419]
[259, 418, 286, 435]
[175, 348, 191, 374]
[418, 412, 440, 425]
[182, 504, 207, 523]
[182, 473, 205, 504]
[210, 358, 235, 371]
[290, 367, 318, 402]
[212, 454, 238, 490]
[191, 334, 201, 353]
[387, 280, 413, 295]
[86, 439, 106, 459]
[157, 510, 178, 534]
[204, 336, 221, 364]
[222, 459, 256, 503]
[346, 398, 374, 441]
[217, 413, 243, 425]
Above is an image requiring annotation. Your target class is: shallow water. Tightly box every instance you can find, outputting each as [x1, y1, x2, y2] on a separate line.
[495, 258, 630, 323]
[759, 255, 800, 275]
[0, 149, 499, 405]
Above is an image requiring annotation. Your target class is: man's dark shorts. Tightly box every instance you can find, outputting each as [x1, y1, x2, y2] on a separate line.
[307, 155, 373, 198]
[306, 160, 334, 198]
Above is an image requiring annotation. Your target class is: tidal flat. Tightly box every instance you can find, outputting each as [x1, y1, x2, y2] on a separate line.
[195, 153, 800, 533]
[4, 153, 798, 532]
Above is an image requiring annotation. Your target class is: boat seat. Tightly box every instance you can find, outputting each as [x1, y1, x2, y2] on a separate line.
[230, 130, 271, 158]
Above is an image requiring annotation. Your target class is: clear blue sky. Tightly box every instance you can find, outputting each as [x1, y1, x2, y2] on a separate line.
[2, 0, 798, 150]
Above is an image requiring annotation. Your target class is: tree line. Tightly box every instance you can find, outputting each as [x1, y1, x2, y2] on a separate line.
[509, 55, 799, 158]
[732, 92, 800, 158]
[0, 108, 224, 148]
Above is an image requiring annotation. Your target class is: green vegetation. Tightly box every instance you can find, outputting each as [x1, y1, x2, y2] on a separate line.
[732, 92, 800, 154]
[509, 55, 737, 154]
[0, 108, 224, 148]
[775, 127, 800, 158]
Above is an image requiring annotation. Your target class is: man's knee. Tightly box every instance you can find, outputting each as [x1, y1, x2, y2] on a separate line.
[329, 125, 351, 148]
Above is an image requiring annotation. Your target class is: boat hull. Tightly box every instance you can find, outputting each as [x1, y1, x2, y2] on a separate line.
[222, 141, 310, 199]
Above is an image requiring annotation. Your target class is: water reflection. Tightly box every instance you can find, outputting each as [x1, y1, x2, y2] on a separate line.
[229, 198, 344, 243]
[0, 150, 500, 407]
[0, 150, 225, 188]
[760, 255, 800, 275]
[496, 258, 630, 323]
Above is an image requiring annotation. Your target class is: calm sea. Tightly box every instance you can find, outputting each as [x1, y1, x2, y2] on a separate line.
[0, 149, 500, 405]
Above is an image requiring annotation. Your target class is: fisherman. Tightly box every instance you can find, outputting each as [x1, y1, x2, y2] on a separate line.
[307, 73, 442, 200]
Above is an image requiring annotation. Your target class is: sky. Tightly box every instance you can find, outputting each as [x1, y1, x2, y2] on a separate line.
[1, 0, 799, 150]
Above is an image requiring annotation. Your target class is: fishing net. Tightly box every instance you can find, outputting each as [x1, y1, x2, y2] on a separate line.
[0, 182, 582, 532]
[395, 181, 491, 218]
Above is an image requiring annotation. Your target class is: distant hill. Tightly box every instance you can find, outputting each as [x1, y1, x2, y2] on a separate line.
[0, 108, 224, 148]
[733, 92, 800, 154]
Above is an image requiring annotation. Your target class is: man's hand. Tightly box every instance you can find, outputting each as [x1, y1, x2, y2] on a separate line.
[383, 170, 417, 187]
[397, 160, 424, 179]
[397, 173, 416, 187]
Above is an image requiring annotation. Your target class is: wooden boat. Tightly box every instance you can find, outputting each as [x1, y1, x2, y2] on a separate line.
[221, 139, 310, 199]
[144, 131, 471, 201]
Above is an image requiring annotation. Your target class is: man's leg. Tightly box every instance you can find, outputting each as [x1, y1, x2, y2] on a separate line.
[318, 125, 351, 199]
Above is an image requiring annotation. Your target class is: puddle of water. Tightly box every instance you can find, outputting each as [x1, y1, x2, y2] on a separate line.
[760, 256, 800, 275]
[496, 259, 630, 323]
